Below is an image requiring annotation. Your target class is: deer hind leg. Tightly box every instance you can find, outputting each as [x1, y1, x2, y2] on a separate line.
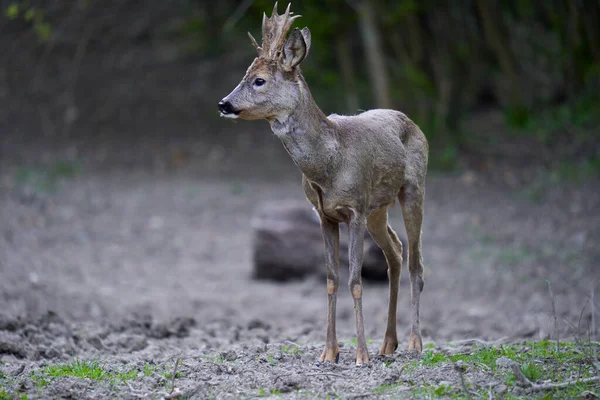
[399, 182, 425, 354]
[367, 207, 403, 356]
[318, 216, 340, 363]
[348, 213, 369, 365]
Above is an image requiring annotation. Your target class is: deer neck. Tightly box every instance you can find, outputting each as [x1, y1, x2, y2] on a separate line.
[269, 76, 339, 185]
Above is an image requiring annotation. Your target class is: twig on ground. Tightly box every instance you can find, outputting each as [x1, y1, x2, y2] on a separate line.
[126, 382, 146, 398]
[511, 363, 600, 391]
[579, 295, 592, 340]
[276, 369, 351, 381]
[305, 372, 351, 379]
[348, 386, 412, 399]
[164, 384, 205, 400]
[547, 280, 559, 354]
[163, 389, 183, 400]
[169, 358, 180, 396]
[592, 284, 598, 365]
[455, 363, 475, 400]
[440, 348, 478, 399]
[11, 364, 25, 376]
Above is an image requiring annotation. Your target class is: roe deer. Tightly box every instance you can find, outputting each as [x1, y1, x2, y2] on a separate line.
[218, 2, 428, 365]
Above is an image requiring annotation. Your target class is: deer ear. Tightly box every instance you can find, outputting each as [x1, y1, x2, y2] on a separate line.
[282, 27, 310, 72]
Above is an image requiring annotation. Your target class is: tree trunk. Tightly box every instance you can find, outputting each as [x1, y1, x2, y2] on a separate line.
[357, 0, 392, 109]
[335, 33, 359, 113]
[476, 0, 524, 107]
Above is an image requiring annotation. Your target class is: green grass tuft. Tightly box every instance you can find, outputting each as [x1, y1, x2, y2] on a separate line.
[281, 345, 303, 356]
[44, 360, 107, 381]
[521, 362, 543, 382]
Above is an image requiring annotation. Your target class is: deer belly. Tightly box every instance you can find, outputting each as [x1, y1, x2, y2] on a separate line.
[368, 188, 397, 213]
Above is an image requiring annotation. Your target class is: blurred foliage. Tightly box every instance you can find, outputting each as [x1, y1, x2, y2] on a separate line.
[177, 0, 599, 159]
[2, 0, 598, 173]
[4, 1, 51, 41]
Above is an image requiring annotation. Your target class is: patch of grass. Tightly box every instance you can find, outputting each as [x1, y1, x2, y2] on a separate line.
[257, 387, 281, 397]
[202, 355, 224, 363]
[162, 371, 182, 380]
[421, 351, 449, 366]
[30, 372, 49, 388]
[29, 359, 143, 390]
[372, 383, 400, 394]
[266, 355, 277, 366]
[143, 363, 157, 377]
[0, 390, 28, 400]
[422, 347, 505, 371]
[112, 369, 139, 384]
[416, 341, 600, 399]
[280, 345, 303, 356]
[432, 384, 453, 397]
[521, 362, 543, 382]
[44, 360, 107, 381]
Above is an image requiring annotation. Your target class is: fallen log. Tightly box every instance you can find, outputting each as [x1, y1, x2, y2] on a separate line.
[251, 200, 407, 282]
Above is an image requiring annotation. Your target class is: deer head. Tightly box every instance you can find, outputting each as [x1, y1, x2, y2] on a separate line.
[218, 2, 311, 121]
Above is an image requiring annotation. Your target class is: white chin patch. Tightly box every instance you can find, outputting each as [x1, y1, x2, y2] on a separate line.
[220, 112, 239, 119]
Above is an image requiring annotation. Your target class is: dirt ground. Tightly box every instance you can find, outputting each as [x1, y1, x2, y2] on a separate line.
[1, 23, 599, 397]
[0, 127, 599, 398]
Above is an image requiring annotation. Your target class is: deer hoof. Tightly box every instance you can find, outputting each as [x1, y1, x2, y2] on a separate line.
[378, 336, 399, 356]
[355, 346, 370, 366]
[319, 345, 339, 364]
[408, 332, 423, 354]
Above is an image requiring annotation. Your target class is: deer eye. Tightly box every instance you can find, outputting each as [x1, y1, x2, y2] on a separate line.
[254, 78, 266, 87]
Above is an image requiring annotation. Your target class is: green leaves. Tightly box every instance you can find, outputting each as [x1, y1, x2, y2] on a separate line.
[3, 2, 52, 42]
[5, 3, 19, 19]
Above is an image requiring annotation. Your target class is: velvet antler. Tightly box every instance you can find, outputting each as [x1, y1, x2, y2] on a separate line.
[248, 2, 301, 59]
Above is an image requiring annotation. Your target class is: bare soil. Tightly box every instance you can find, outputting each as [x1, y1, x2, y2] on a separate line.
[0, 132, 598, 398]
[1, 22, 599, 398]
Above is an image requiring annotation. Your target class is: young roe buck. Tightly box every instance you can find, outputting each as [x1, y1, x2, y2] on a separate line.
[218, 3, 428, 365]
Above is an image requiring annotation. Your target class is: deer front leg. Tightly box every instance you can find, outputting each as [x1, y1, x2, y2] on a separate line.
[348, 214, 369, 365]
[319, 216, 340, 363]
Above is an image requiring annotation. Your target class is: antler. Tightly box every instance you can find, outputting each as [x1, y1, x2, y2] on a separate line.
[251, 2, 300, 59]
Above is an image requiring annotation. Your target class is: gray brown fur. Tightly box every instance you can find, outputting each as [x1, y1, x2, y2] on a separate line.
[219, 2, 429, 365]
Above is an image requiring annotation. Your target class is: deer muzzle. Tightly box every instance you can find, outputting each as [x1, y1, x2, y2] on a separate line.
[218, 100, 239, 119]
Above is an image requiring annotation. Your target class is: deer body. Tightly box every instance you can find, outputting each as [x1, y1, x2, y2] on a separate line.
[219, 3, 428, 365]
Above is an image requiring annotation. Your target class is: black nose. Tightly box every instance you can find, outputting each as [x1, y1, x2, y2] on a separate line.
[218, 100, 235, 114]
